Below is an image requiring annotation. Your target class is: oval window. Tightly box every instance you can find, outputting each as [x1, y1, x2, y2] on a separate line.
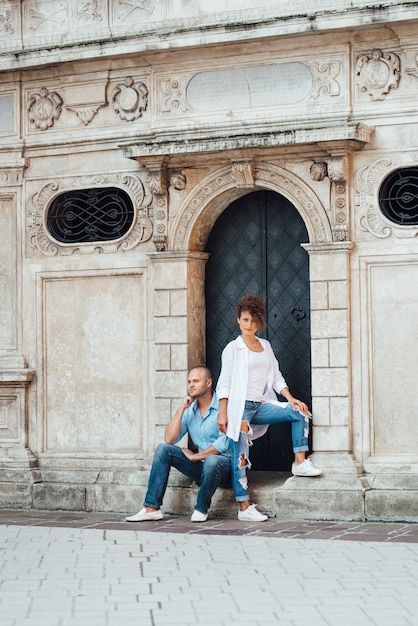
[47, 187, 134, 244]
[379, 168, 418, 226]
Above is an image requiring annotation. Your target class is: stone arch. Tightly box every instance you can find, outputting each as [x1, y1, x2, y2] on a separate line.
[170, 161, 332, 251]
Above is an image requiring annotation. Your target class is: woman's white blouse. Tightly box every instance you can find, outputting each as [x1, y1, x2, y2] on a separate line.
[216, 335, 288, 442]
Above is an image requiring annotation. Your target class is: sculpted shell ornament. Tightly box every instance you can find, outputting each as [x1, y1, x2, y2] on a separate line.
[27, 87, 63, 131]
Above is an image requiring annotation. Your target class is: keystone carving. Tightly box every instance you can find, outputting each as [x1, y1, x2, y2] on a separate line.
[232, 161, 255, 188]
[355, 49, 400, 101]
[27, 87, 63, 131]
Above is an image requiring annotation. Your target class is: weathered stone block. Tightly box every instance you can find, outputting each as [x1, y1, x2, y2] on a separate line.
[33, 484, 86, 511]
[365, 490, 418, 522]
[0, 482, 32, 509]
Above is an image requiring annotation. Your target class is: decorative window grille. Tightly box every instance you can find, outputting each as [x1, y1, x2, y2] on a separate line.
[379, 168, 418, 226]
[47, 187, 134, 244]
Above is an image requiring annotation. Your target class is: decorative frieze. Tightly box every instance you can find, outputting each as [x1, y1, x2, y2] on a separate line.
[355, 49, 400, 101]
[123, 123, 374, 159]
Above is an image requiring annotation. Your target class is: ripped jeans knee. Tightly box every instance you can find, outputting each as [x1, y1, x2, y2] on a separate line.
[238, 421, 252, 471]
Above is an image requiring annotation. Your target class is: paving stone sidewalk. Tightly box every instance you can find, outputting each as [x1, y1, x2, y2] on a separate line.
[1, 511, 418, 626]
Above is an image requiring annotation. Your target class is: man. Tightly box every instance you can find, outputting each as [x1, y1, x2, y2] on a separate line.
[125, 366, 231, 523]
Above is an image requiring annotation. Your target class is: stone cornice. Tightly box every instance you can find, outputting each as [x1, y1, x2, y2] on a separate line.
[0, 3, 417, 72]
[122, 124, 374, 161]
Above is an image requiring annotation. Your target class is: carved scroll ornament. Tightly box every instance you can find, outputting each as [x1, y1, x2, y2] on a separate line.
[27, 174, 153, 256]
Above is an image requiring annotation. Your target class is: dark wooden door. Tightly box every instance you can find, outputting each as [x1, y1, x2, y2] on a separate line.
[205, 190, 311, 470]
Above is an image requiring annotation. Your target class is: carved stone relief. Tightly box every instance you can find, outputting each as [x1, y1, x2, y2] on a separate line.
[76, 0, 104, 22]
[231, 161, 254, 188]
[24, 2, 66, 34]
[0, 7, 16, 34]
[159, 74, 191, 114]
[354, 157, 418, 239]
[26, 173, 153, 256]
[405, 50, 418, 80]
[310, 162, 328, 182]
[306, 60, 341, 98]
[27, 87, 63, 131]
[310, 157, 348, 241]
[140, 160, 168, 251]
[355, 49, 400, 101]
[171, 162, 332, 251]
[115, 0, 156, 22]
[65, 76, 108, 126]
[111, 77, 148, 121]
[158, 57, 341, 116]
[0, 168, 24, 186]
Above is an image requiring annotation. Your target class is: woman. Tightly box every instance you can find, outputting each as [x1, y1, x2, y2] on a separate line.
[216, 294, 322, 522]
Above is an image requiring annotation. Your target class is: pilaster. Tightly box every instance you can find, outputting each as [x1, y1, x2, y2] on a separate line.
[302, 242, 359, 472]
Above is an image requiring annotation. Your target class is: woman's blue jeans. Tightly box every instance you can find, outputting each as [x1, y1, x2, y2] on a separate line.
[231, 400, 310, 502]
[144, 443, 231, 514]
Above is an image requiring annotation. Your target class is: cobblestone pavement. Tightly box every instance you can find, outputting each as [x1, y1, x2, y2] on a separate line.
[1, 510, 418, 626]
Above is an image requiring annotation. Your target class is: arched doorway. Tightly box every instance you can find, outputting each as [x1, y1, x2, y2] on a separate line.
[205, 190, 311, 471]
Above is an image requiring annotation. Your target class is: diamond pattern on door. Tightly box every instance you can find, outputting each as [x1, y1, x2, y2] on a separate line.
[205, 190, 311, 471]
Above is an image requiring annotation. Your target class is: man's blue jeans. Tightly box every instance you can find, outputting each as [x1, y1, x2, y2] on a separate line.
[144, 443, 231, 514]
[231, 400, 310, 502]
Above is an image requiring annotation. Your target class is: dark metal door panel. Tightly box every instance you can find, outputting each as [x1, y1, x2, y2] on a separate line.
[205, 190, 311, 470]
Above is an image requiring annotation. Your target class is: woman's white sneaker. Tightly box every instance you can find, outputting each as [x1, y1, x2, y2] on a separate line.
[238, 504, 268, 522]
[291, 459, 322, 477]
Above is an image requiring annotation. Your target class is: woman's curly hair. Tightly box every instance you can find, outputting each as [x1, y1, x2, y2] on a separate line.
[235, 294, 266, 328]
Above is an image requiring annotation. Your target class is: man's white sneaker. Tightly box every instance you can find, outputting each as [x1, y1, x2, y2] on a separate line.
[125, 507, 163, 522]
[191, 509, 208, 522]
[291, 459, 322, 477]
[238, 504, 268, 522]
